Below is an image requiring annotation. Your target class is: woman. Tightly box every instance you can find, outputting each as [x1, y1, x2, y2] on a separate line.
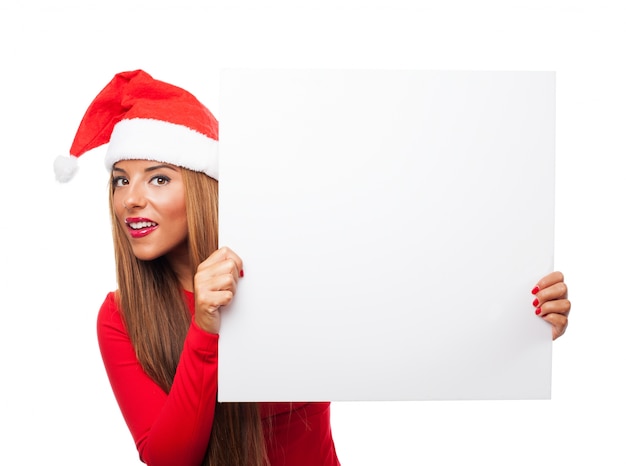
[54, 70, 570, 466]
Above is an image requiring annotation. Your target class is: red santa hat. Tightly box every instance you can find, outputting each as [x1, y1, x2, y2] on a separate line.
[54, 69, 219, 182]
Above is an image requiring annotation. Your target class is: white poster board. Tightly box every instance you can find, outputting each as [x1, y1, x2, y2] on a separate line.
[218, 69, 554, 402]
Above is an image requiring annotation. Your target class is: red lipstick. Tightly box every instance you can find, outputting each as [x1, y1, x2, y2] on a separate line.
[125, 217, 159, 238]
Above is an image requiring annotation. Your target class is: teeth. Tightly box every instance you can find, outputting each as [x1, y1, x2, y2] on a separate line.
[129, 221, 157, 230]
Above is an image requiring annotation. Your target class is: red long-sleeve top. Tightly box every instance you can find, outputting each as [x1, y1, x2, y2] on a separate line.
[97, 291, 340, 466]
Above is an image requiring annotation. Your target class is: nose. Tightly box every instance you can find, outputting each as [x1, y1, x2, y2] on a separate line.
[121, 183, 147, 211]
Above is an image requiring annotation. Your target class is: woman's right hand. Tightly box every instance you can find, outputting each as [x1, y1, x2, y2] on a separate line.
[193, 246, 244, 334]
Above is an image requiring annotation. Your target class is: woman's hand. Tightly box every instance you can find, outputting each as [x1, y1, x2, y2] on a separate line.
[532, 271, 570, 340]
[193, 246, 244, 334]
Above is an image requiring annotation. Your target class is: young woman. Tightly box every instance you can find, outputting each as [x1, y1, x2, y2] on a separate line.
[54, 69, 570, 466]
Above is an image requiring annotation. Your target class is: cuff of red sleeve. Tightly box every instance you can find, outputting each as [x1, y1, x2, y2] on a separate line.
[187, 319, 219, 358]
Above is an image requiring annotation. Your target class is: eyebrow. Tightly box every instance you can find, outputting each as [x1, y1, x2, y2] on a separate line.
[112, 164, 179, 174]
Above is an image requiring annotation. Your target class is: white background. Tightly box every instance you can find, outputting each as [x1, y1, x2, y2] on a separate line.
[0, 1, 623, 465]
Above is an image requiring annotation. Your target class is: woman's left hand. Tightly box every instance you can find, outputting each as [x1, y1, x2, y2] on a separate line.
[532, 271, 570, 340]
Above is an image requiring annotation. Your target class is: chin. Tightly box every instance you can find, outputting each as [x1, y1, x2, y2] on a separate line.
[131, 247, 164, 262]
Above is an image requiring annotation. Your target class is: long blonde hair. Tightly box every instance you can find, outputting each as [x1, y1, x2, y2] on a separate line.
[109, 168, 269, 466]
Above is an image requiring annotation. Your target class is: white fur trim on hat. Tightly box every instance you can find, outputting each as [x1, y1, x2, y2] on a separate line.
[54, 154, 79, 182]
[105, 118, 219, 180]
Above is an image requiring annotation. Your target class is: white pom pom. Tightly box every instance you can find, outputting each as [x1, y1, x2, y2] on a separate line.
[54, 155, 79, 182]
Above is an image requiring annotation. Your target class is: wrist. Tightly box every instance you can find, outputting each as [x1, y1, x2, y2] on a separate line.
[193, 313, 220, 334]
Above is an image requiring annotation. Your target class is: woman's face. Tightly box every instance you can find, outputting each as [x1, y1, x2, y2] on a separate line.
[112, 160, 188, 262]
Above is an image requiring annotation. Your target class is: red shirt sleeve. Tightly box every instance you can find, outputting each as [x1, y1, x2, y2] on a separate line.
[97, 291, 341, 466]
[97, 292, 217, 466]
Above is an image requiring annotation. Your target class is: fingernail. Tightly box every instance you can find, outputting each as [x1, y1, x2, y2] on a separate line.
[239, 269, 244, 278]
[532, 298, 539, 307]
[535, 307, 542, 315]
[532, 286, 540, 295]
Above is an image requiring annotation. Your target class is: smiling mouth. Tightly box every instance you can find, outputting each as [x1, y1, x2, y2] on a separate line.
[127, 220, 158, 230]
[125, 218, 159, 238]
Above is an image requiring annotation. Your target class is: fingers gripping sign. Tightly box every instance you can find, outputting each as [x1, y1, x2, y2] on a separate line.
[193, 247, 244, 334]
[532, 271, 571, 340]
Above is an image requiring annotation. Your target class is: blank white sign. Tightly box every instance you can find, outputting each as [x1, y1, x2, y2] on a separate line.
[218, 69, 554, 402]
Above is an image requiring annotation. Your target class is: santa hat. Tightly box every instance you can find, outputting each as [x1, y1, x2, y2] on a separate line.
[54, 69, 219, 182]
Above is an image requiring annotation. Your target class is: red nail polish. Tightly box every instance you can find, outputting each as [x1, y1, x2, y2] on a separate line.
[532, 298, 539, 307]
[532, 286, 539, 295]
[535, 307, 541, 315]
[239, 269, 244, 278]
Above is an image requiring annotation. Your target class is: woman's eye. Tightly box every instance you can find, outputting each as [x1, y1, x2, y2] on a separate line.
[112, 177, 128, 187]
[150, 176, 170, 186]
